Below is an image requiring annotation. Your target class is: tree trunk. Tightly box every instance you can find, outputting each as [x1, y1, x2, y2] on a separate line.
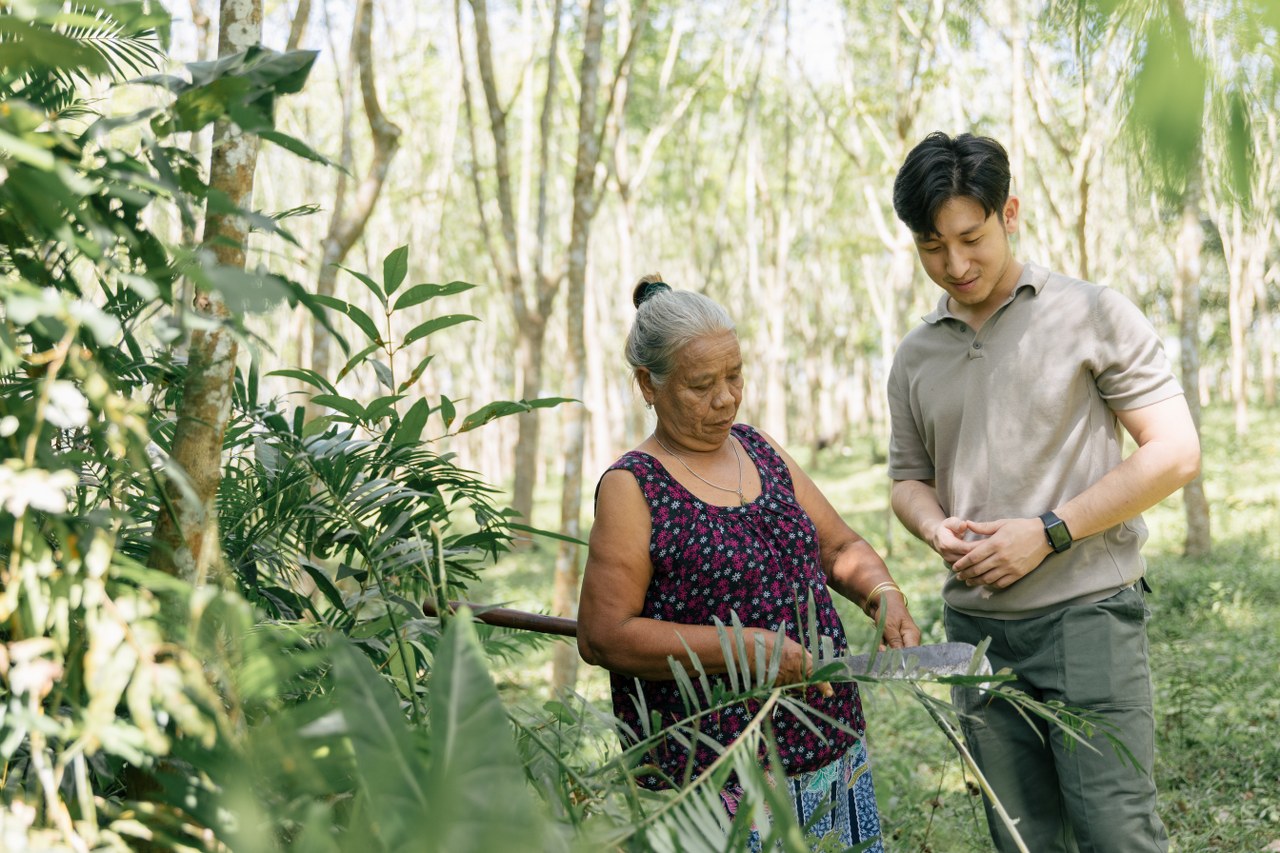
[458, 0, 567, 530]
[187, 0, 214, 60]
[1258, 269, 1275, 407]
[1225, 205, 1251, 437]
[1175, 183, 1211, 558]
[307, 0, 402, 413]
[511, 313, 547, 534]
[550, 0, 608, 694]
[744, 121, 763, 427]
[762, 0, 791, 443]
[149, 0, 262, 579]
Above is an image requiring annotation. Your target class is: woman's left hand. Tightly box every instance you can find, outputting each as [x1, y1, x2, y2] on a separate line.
[872, 592, 922, 650]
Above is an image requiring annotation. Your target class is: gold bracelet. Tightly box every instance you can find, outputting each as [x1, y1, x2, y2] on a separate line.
[863, 580, 907, 615]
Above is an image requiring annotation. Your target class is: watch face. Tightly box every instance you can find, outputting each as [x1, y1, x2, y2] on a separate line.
[1046, 521, 1070, 551]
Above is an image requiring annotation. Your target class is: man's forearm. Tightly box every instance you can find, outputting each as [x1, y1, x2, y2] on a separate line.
[890, 479, 946, 544]
[1055, 437, 1200, 542]
[1055, 397, 1201, 541]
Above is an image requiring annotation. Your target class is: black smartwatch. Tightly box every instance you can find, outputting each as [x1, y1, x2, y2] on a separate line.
[1040, 511, 1073, 554]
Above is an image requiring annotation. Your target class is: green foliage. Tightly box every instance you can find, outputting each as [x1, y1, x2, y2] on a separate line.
[0, 2, 518, 846]
[1129, 11, 1206, 195]
[0, 1, 168, 116]
[1085, 0, 1280, 203]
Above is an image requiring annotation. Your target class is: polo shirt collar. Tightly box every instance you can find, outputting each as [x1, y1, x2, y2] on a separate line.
[921, 261, 1050, 325]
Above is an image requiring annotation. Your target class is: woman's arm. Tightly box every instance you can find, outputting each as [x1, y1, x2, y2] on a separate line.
[760, 432, 922, 650]
[577, 467, 816, 683]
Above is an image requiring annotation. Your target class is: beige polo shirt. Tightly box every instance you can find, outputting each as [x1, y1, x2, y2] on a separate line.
[887, 262, 1184, 618]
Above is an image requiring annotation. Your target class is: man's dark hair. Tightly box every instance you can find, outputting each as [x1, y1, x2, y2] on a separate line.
[892, 132, 1011, 237]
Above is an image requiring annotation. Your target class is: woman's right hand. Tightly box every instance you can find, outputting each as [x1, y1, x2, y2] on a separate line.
[760, 630, 834, 697]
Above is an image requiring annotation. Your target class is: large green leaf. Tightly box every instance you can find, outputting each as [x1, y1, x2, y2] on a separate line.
[267, 367, 338, 395]
[336, 263, 384, 302]
[394, 397, 431, 446]
[309, 394, 367, 421]
[0, 18, 108, 77]
[326, 640, 430, 850]
[382, 245, 409, 296]
[312, 293, 382, 344]
[143, 45, 318, 134]
[425, 609, 546, 852]
[259, 128, 341, 169]
[393, 281, 475, 311]
[401, 313, 477, 346]
[189, 262, 290, 315]
[457, 397, 573, 433]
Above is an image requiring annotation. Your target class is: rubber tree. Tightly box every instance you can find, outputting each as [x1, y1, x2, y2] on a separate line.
[149, 0, 263, 579]
[455, 0, 566, 531]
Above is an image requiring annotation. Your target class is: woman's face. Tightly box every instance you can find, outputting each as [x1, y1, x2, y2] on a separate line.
[642, 330, 743, 451]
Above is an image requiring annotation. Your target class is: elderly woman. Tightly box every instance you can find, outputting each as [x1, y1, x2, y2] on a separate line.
[578, 276, 921, 851]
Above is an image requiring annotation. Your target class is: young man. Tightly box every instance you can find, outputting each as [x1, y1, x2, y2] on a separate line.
[886, 131, 1201, 853]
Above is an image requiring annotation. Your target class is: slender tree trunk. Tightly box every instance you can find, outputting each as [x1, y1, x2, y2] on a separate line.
[459, 0, 566, 531]
[1258, 269, 1275, 407]
[1241, 234, 1264, 417]
[1175, 181, 1211, 558]
[149, 0, 262, 579]
[512, 315, 547, 529]
[762, 0, 791, 443]
[188, 0, 213, 61]
[1225, 205, 1251, 437]
[551, 0, 608, 694]
[1008, 0, 1025, 195]
[307, 0, 402, 415]
[744, 121, 762, 427]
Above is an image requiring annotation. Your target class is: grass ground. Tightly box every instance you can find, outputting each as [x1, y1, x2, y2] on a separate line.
[470, 404, 1280, 851]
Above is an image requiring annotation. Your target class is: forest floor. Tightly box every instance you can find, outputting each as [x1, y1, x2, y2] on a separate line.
[474, 404, 1280, 852]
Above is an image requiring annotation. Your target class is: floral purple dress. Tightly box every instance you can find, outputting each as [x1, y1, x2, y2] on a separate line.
[605, 424, 882, 850]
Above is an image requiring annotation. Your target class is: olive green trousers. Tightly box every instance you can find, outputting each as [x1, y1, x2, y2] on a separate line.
[945, 585, 1169, 853]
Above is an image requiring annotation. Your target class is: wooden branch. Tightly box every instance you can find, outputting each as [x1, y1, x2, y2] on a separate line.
[454, 0, 511, 296]
[188, 0, 212, 60]
[706, 6, 775, 287]
[321, 0, 402, 267]
[286, 0, 311, 51]
[590, 0, 649, 213]
[469, 0, 525, 292]
[793, 54, 864, 168]
[534, 0, 581, 104]
[423, 599, 579, 637]
[628, 7, 737, 192]
[899, 0, 947, 134]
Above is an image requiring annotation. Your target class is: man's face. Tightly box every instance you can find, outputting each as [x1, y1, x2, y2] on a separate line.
[912, 195, 1020, 317]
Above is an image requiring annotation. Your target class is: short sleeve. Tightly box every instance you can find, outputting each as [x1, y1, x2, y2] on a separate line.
[1090, 287, 1184, 411]
[887, 354, 935, 481]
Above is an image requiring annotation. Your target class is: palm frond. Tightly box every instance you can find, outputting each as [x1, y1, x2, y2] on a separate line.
[0, 2, 168, 114]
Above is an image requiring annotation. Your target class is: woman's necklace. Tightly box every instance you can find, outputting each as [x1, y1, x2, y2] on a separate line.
[653, 432, 746, 506]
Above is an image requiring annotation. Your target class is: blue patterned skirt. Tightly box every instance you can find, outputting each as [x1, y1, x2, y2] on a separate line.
[719, 739, 884, 852]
